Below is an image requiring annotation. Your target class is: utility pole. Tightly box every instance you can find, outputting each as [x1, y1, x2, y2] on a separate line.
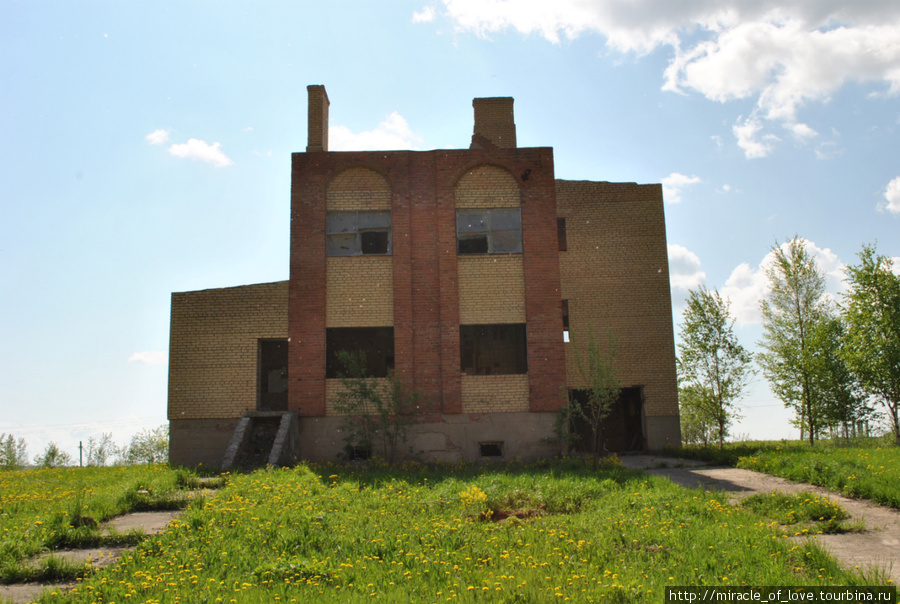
[79, 441, 83, 467]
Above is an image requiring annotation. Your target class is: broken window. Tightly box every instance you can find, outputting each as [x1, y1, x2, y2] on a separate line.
[325, 327, 395, 378]
[456, 209, 522, 255]
[326, 211, 392, 256]
[258, 339, 288, 411]
[459, 324, 527, 375]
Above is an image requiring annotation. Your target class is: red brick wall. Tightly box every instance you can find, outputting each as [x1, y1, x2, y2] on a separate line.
[288, 146, 567, 418]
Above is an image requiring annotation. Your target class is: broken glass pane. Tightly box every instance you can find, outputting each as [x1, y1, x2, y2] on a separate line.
[491, 230, 523, 253]
[490, 209, 521, 231]
[326, 212, 358, 234]
[358, 211, 392, 229]
[326, 233, 360, 256]
[457, 211, 489, 233]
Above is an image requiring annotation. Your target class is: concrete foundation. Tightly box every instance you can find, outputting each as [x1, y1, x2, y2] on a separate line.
[171, 412, 559, 467]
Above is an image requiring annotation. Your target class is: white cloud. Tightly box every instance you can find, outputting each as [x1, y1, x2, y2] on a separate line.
[167, 138, 234, 168]
[722, 238, 845, 325]
[668, 243, 706, 290]
[814, 141, 843, 160]
[330, 112, 424, 151]
[425, 2, 900, 155]
[145, 129, 170, 146]
[661, 172, 701, 203]
[787, 122, 818, 142]
[733, 113, 780, 159]
[413, 5, 436, 23]
[128, 351, 167, 365]
[881, 176, 900, 214]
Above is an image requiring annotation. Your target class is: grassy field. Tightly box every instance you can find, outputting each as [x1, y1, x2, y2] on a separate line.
[674, 438, 900, 509]
[1, 457, 887, 603]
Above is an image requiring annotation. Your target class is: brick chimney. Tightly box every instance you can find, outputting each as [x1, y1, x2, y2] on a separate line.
[306, 85, 330, 152]
[471, 97, 516, 149]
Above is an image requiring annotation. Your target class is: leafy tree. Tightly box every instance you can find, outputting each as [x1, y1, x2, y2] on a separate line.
[0, 433, 29, 470]
[807, 312, 872, 440]
[85, 433, 121, 466]
[34, 442, 73, 468]
[757, 237, 828, 445]
[841, 244, 900, 445]
[677, 287, 753, 448]
[677, 383, 716, 446]
[123, 426, 169, 464]
[331, 350, 426, 465]
[571, 327, 622, 469]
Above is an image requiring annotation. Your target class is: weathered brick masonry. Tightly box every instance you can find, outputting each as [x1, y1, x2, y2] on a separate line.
[168, 86, 680, 466]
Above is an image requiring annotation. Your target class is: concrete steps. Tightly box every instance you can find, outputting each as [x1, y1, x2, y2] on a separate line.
[221, 412, 299, 471]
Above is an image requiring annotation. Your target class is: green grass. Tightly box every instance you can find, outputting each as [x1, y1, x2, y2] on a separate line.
[670, 437, 900, 509]
[0, 464, 208, 584]
[19, 459, 884, 603]
[737, 447, 900, 509]
[739, 491, 855, 535]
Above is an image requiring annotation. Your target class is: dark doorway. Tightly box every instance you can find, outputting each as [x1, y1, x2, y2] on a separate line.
[258, 339, 288, 411]
[569, 386, 645, 453]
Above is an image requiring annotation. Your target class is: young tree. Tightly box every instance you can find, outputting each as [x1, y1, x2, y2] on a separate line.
[85, 433, 121, 466]
[677, 383, 716, 446]
[841, 244, 900, 445]
[34, 442, 73, 468]
[757, 237, 828, 445]
[677, 287, 753, 448]
[331, 350, 426, 465]
[571, 327, 622, 469]
[123, 426, 169, 464]
[807, 312, 872, 439]
[0, 433, 29, 470]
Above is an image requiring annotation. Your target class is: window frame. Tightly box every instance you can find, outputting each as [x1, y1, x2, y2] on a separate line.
[456, 208, 523, 255]
[325, 327, 395, 378]
[326, 210, 393, 257]
[459, 323, 528, 375]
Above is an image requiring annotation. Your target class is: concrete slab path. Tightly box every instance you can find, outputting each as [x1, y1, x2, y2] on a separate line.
[621, 455, 900, 585]
[0, 510, 181, 604]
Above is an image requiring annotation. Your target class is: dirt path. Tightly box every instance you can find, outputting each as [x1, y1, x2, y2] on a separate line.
[621, 455, 900, 585]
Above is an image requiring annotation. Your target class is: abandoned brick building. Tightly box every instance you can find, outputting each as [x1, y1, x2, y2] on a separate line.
[167, 85, 680, 467]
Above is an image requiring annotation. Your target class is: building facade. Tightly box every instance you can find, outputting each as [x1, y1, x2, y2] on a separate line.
[167, 86, 679, 467]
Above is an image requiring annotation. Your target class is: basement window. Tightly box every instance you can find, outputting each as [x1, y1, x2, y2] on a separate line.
[326, 211, 392, 256]
[326, 327, 395, 378]
[457, 209, 522, 254]
[479, 442, 504, 458]
[459, 324, 527, 375]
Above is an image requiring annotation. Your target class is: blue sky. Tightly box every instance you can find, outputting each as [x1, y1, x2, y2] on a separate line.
[2, 1, 899, 459]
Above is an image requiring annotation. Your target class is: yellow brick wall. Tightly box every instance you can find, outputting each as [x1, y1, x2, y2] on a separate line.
[461, 374, 529, 413]
[168, 281, 288, 420]
[454, 165, 527, 415]
[326, 256, 394, 327]
[458, 256, 525, 324]
[327, 167, 391, 210]
[557, 180, 678, 419]
[455, 165, 520, 209]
